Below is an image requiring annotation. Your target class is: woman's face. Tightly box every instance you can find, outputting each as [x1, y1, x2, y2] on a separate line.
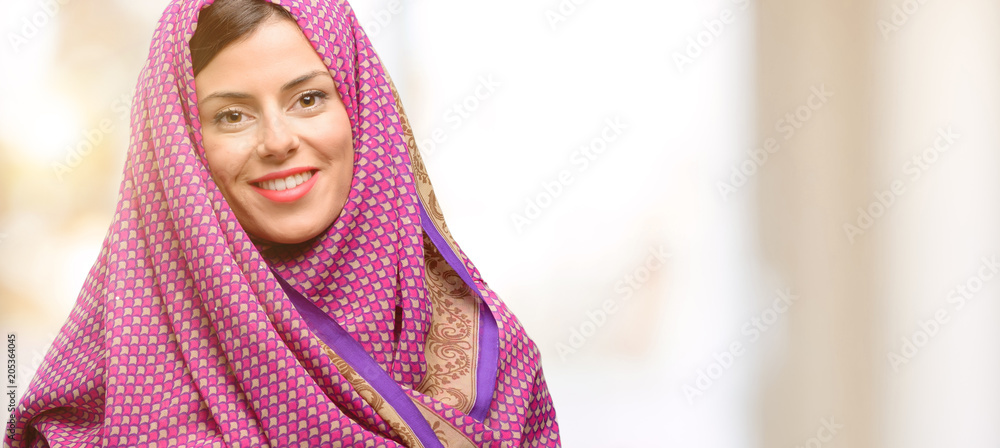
[195, 16, 353, 245]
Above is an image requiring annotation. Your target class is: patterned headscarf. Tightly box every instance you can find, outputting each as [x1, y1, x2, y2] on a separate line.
[5, 0, 559, 446]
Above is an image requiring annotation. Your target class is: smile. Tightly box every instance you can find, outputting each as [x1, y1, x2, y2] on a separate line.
[256, 171, 313, 191]
[250, 168, 319, 203]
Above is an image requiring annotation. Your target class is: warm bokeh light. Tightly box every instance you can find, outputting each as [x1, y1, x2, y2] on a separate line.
[1, 95, 83, 165]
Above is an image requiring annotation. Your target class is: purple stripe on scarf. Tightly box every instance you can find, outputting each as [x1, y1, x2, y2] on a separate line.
[473, 300, 500, 421]
[418, 203, 499, 422]
[270, 268, 445, 448]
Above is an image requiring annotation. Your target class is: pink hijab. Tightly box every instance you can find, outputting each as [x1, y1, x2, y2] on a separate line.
[6, 0, 559, 446]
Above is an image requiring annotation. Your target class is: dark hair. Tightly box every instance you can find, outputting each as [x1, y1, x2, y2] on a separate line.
[190, 0, 296, 76]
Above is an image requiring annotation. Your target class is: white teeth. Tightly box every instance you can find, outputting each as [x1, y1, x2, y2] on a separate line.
[256, 171, 313, 191]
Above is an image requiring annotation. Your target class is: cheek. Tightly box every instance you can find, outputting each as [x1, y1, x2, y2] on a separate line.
[307, 120, 354, 164]
[203, 138, 249, 187]
[319, 104, 353, 158]
[336, 133, 354, 162]
[331, 119, 355, 162]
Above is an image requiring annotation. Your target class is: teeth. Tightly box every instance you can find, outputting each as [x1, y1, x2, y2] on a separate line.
[257, 171, 313, 191]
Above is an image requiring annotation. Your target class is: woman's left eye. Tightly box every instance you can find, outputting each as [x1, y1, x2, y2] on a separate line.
[297, 91, 327, 108]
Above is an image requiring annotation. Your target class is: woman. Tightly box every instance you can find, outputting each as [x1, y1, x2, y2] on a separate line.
[6, 0, 560, 446]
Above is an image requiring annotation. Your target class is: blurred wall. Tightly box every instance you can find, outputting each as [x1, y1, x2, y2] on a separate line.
[756, 1, 880, 446]
[757, 0, 1000, 447]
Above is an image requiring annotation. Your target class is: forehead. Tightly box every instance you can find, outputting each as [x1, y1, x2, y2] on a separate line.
[194, 17, 329, 90]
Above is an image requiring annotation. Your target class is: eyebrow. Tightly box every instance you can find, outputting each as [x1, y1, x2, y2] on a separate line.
[199, 70, 330, 103]
[281, 70, 328, 92]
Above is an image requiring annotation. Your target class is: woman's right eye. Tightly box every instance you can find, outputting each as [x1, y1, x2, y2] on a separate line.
[210, 107, 251, 127]
[224, 111, 243, 123]
[216, 109, 244, 125]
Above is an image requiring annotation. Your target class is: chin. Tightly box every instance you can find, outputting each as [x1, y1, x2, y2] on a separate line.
[263, 230, 322, 245]
[240, 206, 342, 246]
[246, 221, 323, 245]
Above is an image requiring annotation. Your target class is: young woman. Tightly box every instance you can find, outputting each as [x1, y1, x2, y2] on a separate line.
[6, 0, 560, 446]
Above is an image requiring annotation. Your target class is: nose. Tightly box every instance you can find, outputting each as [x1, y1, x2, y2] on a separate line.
[257, 113, 299, 160]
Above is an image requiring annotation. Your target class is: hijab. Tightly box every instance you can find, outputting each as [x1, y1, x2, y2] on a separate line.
[6, 0, 559, 446]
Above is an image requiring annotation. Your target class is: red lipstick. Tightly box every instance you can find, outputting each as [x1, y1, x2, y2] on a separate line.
[250, 167, 318, 203]
[249, 166, 315, 183]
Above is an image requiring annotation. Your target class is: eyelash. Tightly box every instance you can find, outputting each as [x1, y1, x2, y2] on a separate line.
[211, 90, 329, 126]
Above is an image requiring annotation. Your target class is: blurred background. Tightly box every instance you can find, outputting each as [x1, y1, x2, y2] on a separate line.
[1, 0, 999, 446]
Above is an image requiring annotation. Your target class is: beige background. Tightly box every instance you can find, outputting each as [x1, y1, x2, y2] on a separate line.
[1, 0, 998, 446]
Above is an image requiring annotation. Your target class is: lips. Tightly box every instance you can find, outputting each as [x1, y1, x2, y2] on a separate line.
[249, 167, 319, 203]
[256, 171, 314, 191]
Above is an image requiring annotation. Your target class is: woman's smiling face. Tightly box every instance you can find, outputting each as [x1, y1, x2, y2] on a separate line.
[195, 16, 353, 245]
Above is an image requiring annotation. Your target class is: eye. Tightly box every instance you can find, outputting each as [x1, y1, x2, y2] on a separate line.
[223, 111, 243, 123]
[296, 91, 328, 109]
[213, 108, 246, 126]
